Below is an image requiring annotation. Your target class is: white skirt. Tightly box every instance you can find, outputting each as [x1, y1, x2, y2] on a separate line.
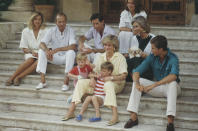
[118, 31, 133, 54]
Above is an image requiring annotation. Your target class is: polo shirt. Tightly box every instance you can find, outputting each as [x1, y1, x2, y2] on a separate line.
[133, 48, 180, 82]
[85, 25, 116, 49]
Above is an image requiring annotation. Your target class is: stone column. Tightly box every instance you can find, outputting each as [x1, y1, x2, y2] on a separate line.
[0, 0, 34, 22]
[8, 0, 34, 11]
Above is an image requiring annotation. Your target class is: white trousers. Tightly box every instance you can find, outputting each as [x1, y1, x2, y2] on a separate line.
[118, 31, 133, 54]
[36, 49, 76, 74]
[127, 78, 181, 116]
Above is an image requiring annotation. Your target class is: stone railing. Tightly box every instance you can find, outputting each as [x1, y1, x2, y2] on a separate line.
[0, 22, 24, 49]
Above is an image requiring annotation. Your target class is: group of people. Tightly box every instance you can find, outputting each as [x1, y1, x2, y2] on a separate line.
[5, 0, 181, 131]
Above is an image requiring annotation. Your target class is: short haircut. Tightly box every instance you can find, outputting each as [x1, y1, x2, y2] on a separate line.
[101, 62, 114, 73]
[125, 0, 143, 13]
[56, 12, 67, 21]
[132, 16, 150, 33]
[102, 35, 119, 52]
[90, 13, 104, 22]
[28, 11, 45, 29]
[151, 35, 168, 51]
[76, 53, 87, 61]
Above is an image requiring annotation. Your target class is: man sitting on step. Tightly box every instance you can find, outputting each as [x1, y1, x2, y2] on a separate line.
[36, 12, 77, 90]
[78, 13, 115, 63]
[124, 35, 181, 131]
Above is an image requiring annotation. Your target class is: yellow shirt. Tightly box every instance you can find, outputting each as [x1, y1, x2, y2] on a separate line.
[94, 52, 128, 77]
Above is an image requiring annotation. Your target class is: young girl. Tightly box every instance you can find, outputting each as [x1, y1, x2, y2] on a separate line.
[75, 62, 114, 122]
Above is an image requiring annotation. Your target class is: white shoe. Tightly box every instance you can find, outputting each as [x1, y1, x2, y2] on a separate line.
[62, 84, 69, 91]
[36, 83, 47, 90]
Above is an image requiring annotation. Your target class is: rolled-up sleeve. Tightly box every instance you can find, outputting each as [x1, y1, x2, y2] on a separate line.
[85, 27, 94, 41]
[133, 54, 152, 75]
[41, 28, 52, 46]
[19, 28, 28, 49]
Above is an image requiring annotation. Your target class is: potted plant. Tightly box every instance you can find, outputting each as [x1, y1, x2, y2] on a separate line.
[34, 0, 56, 22]
[0, 0, 13, 11]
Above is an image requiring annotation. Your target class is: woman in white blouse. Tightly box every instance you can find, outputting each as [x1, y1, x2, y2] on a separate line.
[118, 0, 147, 56]
[126, 16, 155, 82]
[5, 12, 48, 86]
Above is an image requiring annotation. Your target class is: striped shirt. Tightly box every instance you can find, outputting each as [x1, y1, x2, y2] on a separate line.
[94, 78, 105, 97]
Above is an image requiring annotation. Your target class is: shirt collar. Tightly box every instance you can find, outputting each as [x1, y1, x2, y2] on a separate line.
[102, 52, 119, 61]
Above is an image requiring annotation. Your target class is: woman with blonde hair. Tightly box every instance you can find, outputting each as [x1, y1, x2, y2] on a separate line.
[5, 12, 48, 86]
[63, 35, 128, 126]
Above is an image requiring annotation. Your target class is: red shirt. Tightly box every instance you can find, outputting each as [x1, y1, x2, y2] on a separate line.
[69, 64, 92, 75]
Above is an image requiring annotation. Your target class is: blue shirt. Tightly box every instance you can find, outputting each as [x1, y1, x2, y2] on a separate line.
[133, 48, 180, 83]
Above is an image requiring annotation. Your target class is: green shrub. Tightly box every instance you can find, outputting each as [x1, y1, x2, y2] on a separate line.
[0, 0, 13, 11]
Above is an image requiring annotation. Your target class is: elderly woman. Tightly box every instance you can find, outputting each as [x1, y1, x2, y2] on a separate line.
[118, 0, 147, 56]
[5, 12, 48, 86]
[63, 35, 128, 126]
[126, 16, 155, 82]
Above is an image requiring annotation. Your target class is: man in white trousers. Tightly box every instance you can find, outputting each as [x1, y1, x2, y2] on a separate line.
[78, 13, 115, 63]
[36, 12, 77, 91]
[124, 35, 181, 131]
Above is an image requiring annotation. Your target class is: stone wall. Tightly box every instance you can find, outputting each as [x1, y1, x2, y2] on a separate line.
[62, 0, 99, 22]
[0, 22, 24, 49]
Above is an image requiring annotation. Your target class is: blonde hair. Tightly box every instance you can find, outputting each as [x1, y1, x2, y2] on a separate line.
[132, 16, 150, 33]
[28, 12, 45, 30]
[102, 35, 119, 52]
[101, 62, 114, 73]
[76, 53, 87, 61]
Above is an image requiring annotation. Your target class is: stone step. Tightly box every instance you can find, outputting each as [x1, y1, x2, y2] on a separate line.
[0, 111, 194, 131]
[0, 58, 197, 74]
[5, 39, 198, 60]
[0, 82, 198, 112]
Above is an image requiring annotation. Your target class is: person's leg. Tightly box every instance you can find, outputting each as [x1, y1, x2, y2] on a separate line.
[91, 96, 103, 118]
[64, 50, 76, 74]
[6, 58, 36, 85]
[65, 79, 94, 118]
[14, 60, 38, 85]
[79, 96, 92, 115]
[36, 49, 48, 84]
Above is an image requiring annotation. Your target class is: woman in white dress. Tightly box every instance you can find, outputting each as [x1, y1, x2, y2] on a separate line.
[118, 0, 147, 57]
[5, 12, 48, 86]
[126, 16, 155, 82]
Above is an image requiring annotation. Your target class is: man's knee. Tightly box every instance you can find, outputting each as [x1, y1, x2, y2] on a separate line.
[66, 50, 75, 57]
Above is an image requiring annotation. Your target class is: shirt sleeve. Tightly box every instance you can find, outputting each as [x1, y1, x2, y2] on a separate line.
[119, 10, 130, 28]
[84, 27, 94, 41]
[169, 56, 179, 76]
[86, 65, 93, 73]
[69, 66, 79, 75]
[69, 27, 76, 45]
[133, 54, 152, 75]
[118, 55, 128, 74]
[19, 28, 29, 49]
[41, 28, 53, 46]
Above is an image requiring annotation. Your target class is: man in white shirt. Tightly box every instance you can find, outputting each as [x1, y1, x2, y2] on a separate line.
[78, 13, 116, 63]
[36, 12, 77, 91]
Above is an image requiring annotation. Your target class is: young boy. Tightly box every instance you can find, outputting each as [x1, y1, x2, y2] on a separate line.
[75, 61, 114, 122]
[62, 53, 92, 91]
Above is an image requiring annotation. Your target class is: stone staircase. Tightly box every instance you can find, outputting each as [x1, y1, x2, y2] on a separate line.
[0, 23, 198, 131]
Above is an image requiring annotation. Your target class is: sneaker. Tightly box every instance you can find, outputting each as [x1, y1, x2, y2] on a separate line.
[89, 117, 101, 122]
[62, 84, 69, 91]
[67, 95, 73, 104]
[76, 114, 83, 122]
[166, 123, 175, 131]
[36, 83, 47, 90]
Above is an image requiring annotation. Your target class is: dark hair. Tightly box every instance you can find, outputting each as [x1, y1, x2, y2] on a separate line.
[101, 62, 114, 73]
[90, 13, 104, 22]
[126, 0, 143, 13]
[56, 12, 67, 21]
[151, 35, 168, 51]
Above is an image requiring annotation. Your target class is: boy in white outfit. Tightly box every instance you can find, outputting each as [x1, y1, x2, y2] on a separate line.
[36, 12, 77, 90]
